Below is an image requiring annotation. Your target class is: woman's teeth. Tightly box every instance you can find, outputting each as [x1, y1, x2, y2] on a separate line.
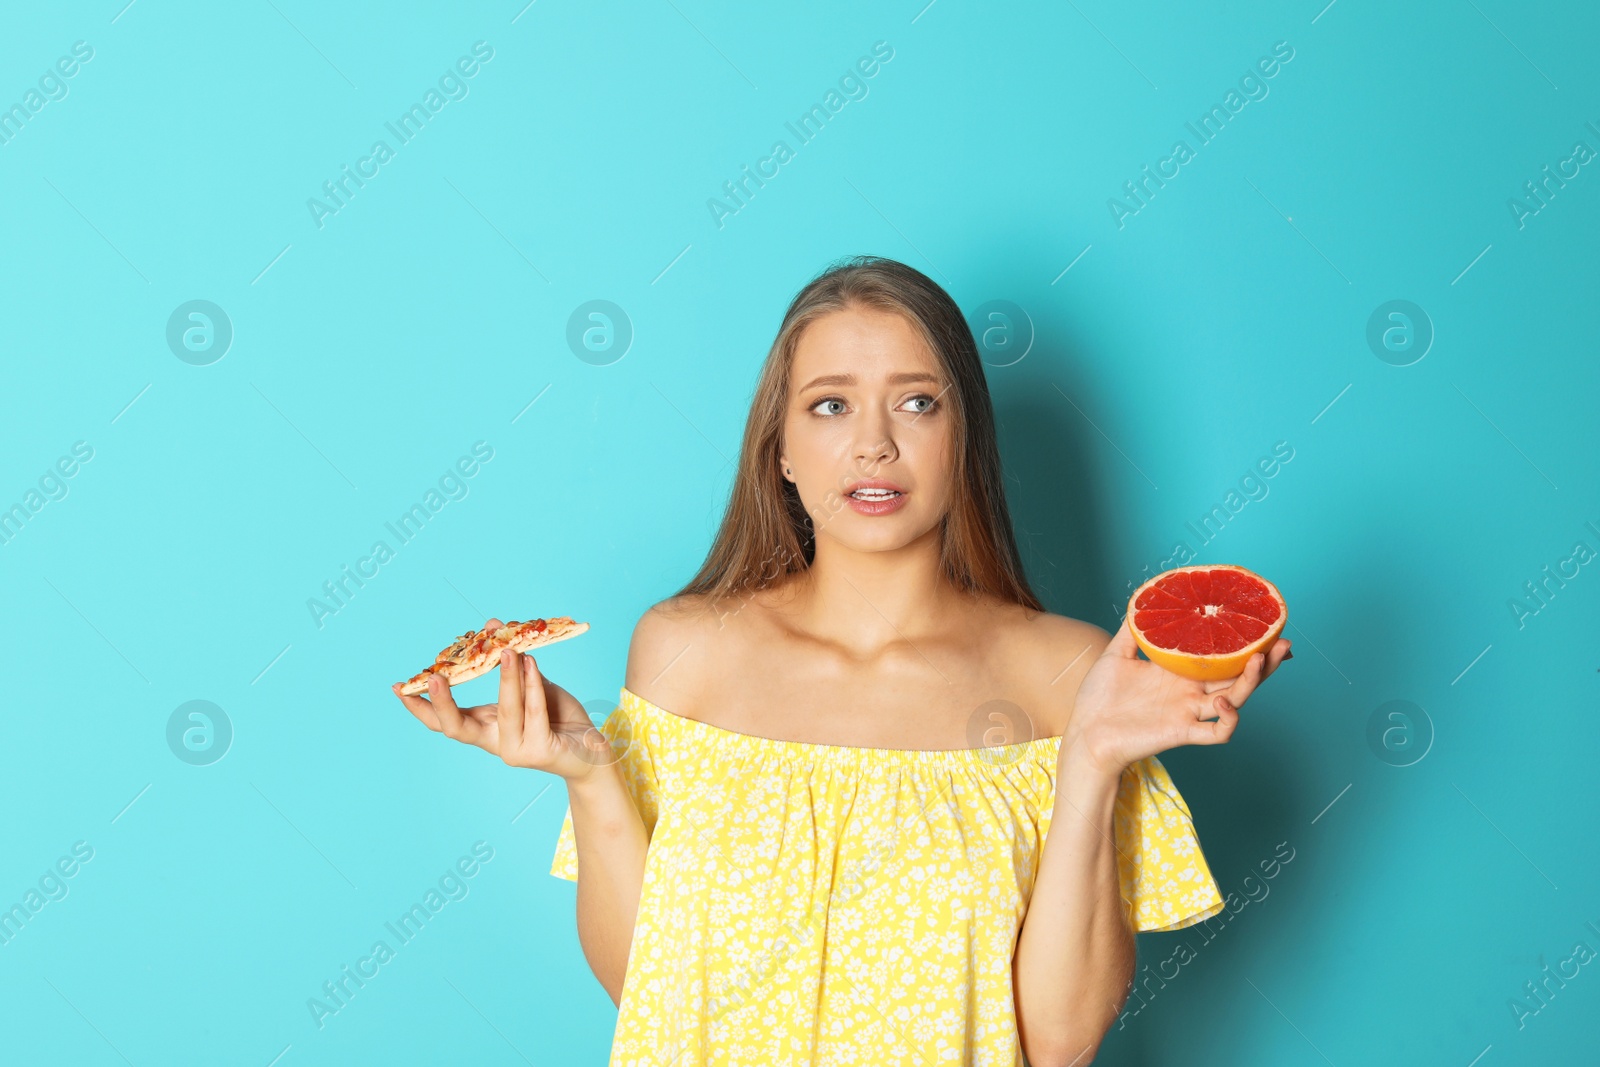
[851, 489, 900, 499]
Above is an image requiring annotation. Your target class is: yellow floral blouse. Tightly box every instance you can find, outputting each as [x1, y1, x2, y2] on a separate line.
[550, 687, 1224, 1065]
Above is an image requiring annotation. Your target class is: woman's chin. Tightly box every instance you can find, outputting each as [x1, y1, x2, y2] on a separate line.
[823, 517, 940, 555]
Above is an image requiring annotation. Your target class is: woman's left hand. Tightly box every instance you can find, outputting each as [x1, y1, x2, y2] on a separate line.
[1063, 614, 1291, 777]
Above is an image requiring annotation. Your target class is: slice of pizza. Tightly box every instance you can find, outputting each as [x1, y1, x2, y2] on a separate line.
[397, 617, 588, 695]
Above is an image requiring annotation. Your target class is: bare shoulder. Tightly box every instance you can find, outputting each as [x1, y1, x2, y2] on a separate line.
[623, 593, 723, 710]
[1019, 608, 1112, 658]
[987, 601, 1114, 736]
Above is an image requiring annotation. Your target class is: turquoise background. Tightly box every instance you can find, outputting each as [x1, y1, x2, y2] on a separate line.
[2, 0, 1596, 1063]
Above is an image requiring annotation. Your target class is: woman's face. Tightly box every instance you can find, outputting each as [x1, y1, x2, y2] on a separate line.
[779, 305, 956, 554]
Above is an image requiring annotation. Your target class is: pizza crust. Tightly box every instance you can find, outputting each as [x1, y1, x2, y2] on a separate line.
[397, 617, 588, 695]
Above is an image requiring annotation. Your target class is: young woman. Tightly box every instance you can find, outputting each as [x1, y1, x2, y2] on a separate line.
[394, 256, 1289, 1065]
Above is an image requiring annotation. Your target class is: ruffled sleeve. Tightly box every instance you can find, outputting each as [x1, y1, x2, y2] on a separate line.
[1109, 755, 1225, 932]
[549, 692, 660, 882]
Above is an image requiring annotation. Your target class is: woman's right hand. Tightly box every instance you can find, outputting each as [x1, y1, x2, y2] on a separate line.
[392, 617, 613, 781]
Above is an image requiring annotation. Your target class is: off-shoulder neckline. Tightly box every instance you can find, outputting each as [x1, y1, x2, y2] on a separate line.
[618, 686, 1062, 768]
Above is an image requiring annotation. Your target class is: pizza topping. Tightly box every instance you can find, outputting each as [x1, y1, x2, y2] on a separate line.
[396, 616, 589, 695]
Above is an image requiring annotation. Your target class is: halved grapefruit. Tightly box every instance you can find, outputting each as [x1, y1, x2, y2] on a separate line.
[1126, 564, 1287, 681]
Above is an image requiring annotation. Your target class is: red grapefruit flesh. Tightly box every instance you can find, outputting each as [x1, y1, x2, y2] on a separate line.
[1126, 564, 1287, 681]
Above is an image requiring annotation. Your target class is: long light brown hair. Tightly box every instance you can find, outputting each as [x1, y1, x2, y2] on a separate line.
[675, 255, 1042, 612]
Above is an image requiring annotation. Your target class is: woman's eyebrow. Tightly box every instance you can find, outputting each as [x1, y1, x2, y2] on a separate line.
[797, 371, 941, 391]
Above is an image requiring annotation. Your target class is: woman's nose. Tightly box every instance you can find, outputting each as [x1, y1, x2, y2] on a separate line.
[855, 430, 896, 470]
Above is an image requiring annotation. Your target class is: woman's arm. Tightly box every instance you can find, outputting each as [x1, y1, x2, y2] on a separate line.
[1011, 746, 1134, 1067]
[565, 761, 651, 1005]
[1010, 614, 1289, 1064]
[564, 597, 707, 1003]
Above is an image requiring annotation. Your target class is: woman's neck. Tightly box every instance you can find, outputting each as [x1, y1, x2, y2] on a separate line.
[780, 525, 966, 653]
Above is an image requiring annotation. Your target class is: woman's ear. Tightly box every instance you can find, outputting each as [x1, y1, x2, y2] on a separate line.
[778, 452, 792, 481]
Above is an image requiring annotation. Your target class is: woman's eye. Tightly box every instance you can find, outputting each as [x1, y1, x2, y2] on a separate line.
[901, 394, 938, 414]
[810, 398, 847, 416]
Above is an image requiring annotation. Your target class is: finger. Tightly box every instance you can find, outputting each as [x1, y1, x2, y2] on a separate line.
[393, 683, 442, 731]
[1189, 697, 1240, 745]
[485, 617, 503, 631]
[1217, 650, 1269, 708]
[428, 673, 474, 741]
[1105, 613, 1142, 659]
[458, 701, 501, 727]
[1202, 641, 1283, 693]
[1262, 638, 1292, 678]
[522, 653, 553, 745]
[495, 648, 524, 752]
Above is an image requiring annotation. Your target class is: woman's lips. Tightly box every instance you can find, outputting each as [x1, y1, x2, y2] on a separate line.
[845, 487, 907, 516]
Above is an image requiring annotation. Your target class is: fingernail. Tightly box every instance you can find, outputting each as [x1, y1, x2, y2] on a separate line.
[1285, 649, 1295, 660]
